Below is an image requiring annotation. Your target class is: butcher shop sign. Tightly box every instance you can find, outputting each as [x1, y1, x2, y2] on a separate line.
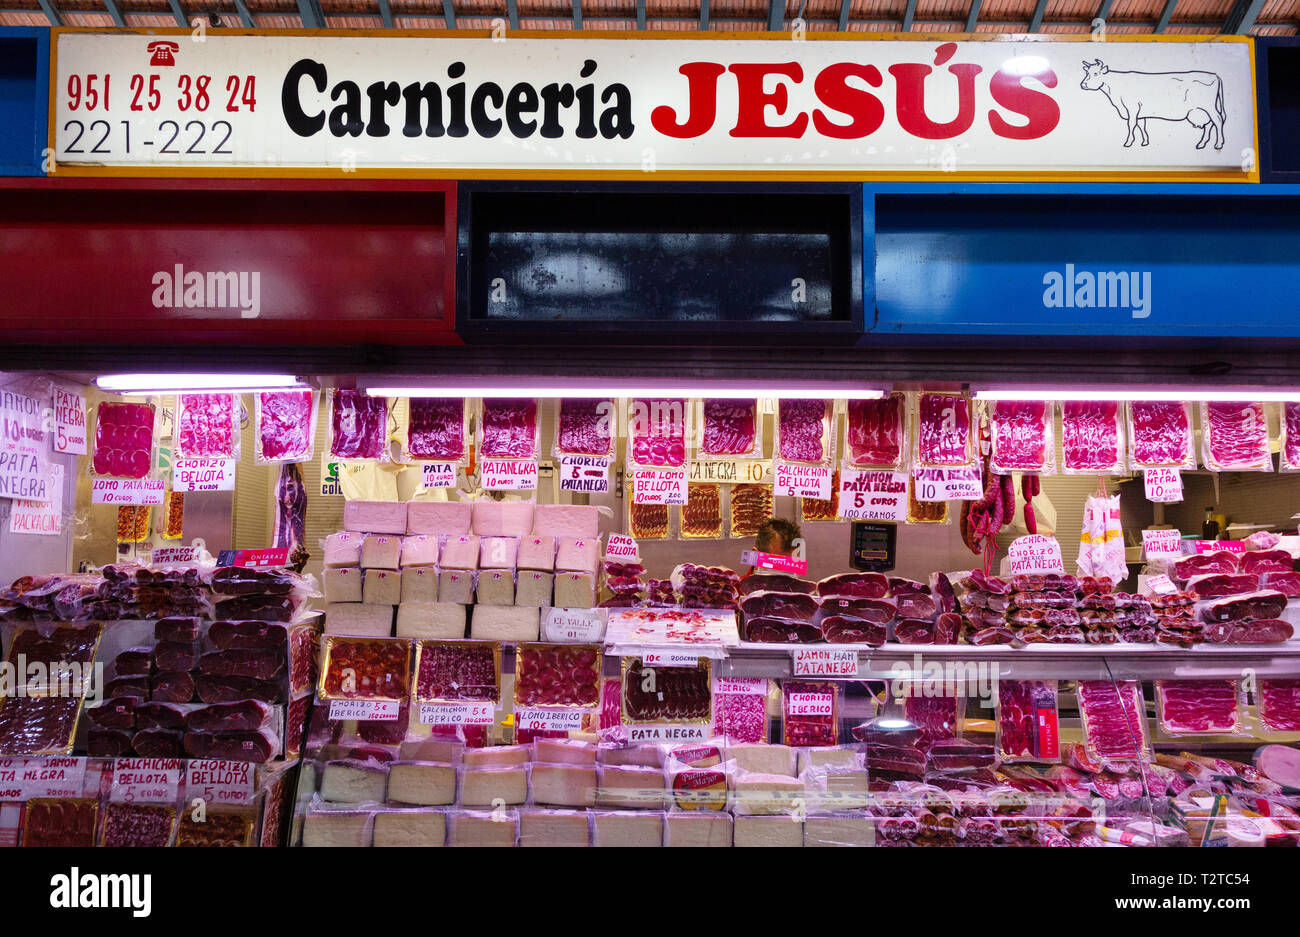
[51, 33, 1255, 178]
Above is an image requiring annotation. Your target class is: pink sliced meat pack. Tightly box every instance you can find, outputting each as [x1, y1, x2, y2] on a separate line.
[628, 398, 686, 467]
[92, 401, 156, 479]
[174, 393, 239, 460]
[255, 390, 318, 464]
[1129, 400, 1194, 470]
[555, 398, 615, 457]
[776, 398, 832, 465]
[1061, 400, 1125, 474]
[990, 400, 1054, 474]
[699, 399, 759, 458]
[407, 397, 468, 461]
[1156, 680, 1241, 736]
[329, 389, 389, 461]
[1077, 680, 1148, 761]
[845, 394, 907, 468]
[1201, 401, 1272, 472]
[1284, 402, 1300, 472]
[915, 393, 973, 467]
[480, 397, 540, 460]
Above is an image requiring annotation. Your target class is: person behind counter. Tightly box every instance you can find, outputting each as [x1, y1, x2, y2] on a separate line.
[745, 518, 803, 577]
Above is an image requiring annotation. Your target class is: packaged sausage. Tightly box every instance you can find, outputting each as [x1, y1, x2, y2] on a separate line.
[403, 397, 470, 464]
[681, 482, 726, 540]
[729, 483, 773, 539]
[914, 393, 974, 468]
[845, 393, 909, 470]
[990, 400, 1055, 475]
[996, 680, 1060, 763]
[1061, 400, 1126, 474]
[554, 398, 616, 458]
[1128, 400, 1195, 471]
[626, 398, 689, 468]
[174, 392, 241, 461]
[627, 499, 669, 541]
[697, 399, 762, 461]
[91, 400, 158, 480]
[782, 680, 840, 747]
[1201, 401, 1273, 472]
[775, 399, 833, 467]
[328, 389, 390, 462]
[254, 389, 319, 465]
[800, 468, 839, 523]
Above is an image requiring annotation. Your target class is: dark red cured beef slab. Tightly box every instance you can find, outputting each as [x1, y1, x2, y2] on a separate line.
[905, 695, 960, 747]
[199, 648, 287, 682]
[154, 641, 199, 672]
[100, 803, 176, 847]
[896, 593, 937, 620]
[863, 745, 926, 770]
[916, 393, 971, 466]
[184, 729, 277, 763]
[1062, 400, 1122, 472]
[86, 698, 136, 730]
[776, 399, 829, 463]
[1174, 551, 1240, 580]
[1261, 572, 1300, 597]
[961, 570, 1012, 594]
[930, 752, 998, 771]
[212, 595, 296, 622]
[739, 591, 819, 622]
[821, 616, 886, 645]
[1204, 401, 1270, 470]
[816, 572, 889, 600]
[700, 399, 757, 456]
[415, 642, 499, 702]
[1204, 618, 1294, 644]
[603, 562, 647, 579]
[7, 623, 102, 667]
[407, 397, 467, 460]
[969, 626, 1016, 646]
[105, 676, 150, 700]
[87, 728, 134, 757]
[133, 728, 184, 758]
[113, 647, 153, 677]
[153, 618, 201, 643]
[894, 619, 936, 644]
[818, 596, 896, 623]
[1186, 573, 1260, 599]
[134, 702, 188, 730]
[930, 573, 957, 614]
[195, 674, 279, 704]
[745, 617, 823, 643]
[211, 567, 299, 596]
[888, 578, 929, 596]
[1130, 400, 1192, 467]
[846, 395, 905, 466]
[1199, 591, 1288, 623]
[1260, 680, 1300, 732]
[285, 692, 311, 760]
[934, 612, 962, 645]
[357, 700, 409, 745]
[555, 398, 613, 456]
[22, 799, 99, 847]
[208, 620, 287, 651]
[1240, 550, 1295, 576]
[330, 389, 388, 460]
[992, 400, 1051, 472]
[480, 397, 540, 460]
[257, 390, 314, 462]
[150, 670, 196, 703]
[853, 722, 923, 748]
[92, 401, 154, 479]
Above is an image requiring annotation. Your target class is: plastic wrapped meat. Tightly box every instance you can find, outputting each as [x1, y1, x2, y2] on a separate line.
[776, 399, 831, 464]
[846, 394, 906, 468]
[175, 393, 238, 459]
[330, 389, 389, 461]
[199, 649, 286, 682]
[0, 697, 82, 755]
[628, 398, 686, 467]
[629, 501, 669, 540]
[1174, 551, 1239, 579]
[1061, 401, 1124, 473]
[991, 400, 1053, 474]
[151, 670, 196, 703]
[729, 484, 772, 539]
[714, 689, 767, 743]
[904, 695, 960, 747]
[22, 798, 99, 847]
[681, 483, 723, 539]
[415, 641, 499, 702]
[1203, 618, 1293, 644]
[195, 674, 278, 704]
[740, 591, 819, 622]
[1129, 400, 1193, 469]
[209, 620, 287, 651]
[133, 728, 184, 758]
[514, 644, 600, 708]
[800, 469, 839, 523]
[916, 393, 972, 467]
[700, 399, 757, 457]
[556, 398, 614, 457]
[1244, 531, 1282, 551]
[100, 803, 176, 847]
[1184, 573, 1259, 599]
[623, 659, 710, 721]
[783, 681, 838, 746]
[1240, 550, 1294, 576]
[820, 616, 885, 645]
[407, 397, 467, 461]
[479, 397, 539, 460]
[817, 572, 889, 600]
[818, 596, 895, 624]
[1261, 572, 1300, 597]
[256, 390, 316, 463]
[745, 616, 823, 643]
[895, 592, 937, 620]
[894, 618, 936, 644]
[186, 700, 276, 733]
[1202, 401, 1271, 472]
[739, 575, 815, 597]
[321, 638, 410, 700]
[271, 465, 308, 567]
[92, 401, 155, 479]
[1259, 680, 1300, 732]
[1285, 403, 1300, 471]
[1077, 680, 1147, 761]
[1156, 680, 1240, 735]
[183, 729, 277, 763]
[997, 681, 1056, 762]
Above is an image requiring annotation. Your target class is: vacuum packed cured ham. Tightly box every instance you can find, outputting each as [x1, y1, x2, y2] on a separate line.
[916, 393, 972, 467]
[256, 390, 316, 463]
[1202, 400, 1271, 472]
[700, 399, 758, 457]
[991, 400, 1053, 474]
[175, 393, 238, 460]
[846, 394, 906, 468]
[556, 398, 614, 457]
[329, 389, 388, 461]
[1077, 680, 1147, 761]
[1129, 400, 1193, 469]
[776, 399, 831, 464]
[407, 397, 467, 461]
[480, 398, 540, 460]
[1061, 400, 1124, 473]
[1157, 680, 1241, 735]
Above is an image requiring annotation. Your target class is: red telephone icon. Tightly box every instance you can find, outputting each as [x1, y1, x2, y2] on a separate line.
[148, 41, 179, 67]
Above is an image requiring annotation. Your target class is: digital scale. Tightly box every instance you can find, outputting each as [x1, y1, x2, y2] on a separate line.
[850, 522, 896, 572]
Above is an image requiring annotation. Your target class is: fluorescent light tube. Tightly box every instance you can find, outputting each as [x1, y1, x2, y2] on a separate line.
[97, 374, 304, 394]
[974, 387, 1300, 402]
[363, 378, 886, 400]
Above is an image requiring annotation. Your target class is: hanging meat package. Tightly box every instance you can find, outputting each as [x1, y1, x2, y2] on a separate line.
[92, 401, 156, 479]
[845, 393, 907, 469]
[1283, 403, 1300, 472]
[776, 399, 832, 465]
[255, 390, 317, 464]
[915, 393, 973, 467]
[328, 389, 389, 461]
[556, 398, 615, 457]
[1061, 400, 1125, 474]
[699, 399, 759, 458]
[174, 393, 239, 460]
[681, 483, 724, 539]
[407, 397, 468, 462]
[628, 398, 687, 467]
[480, 398, 540, 460]
[1128, 400, 1195, 470]
[1201, 401, 1273, 472]
[990, 400, 1055, 475]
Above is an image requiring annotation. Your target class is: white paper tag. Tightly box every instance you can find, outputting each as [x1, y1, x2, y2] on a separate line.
[91, 477, 166, 505]
[1143, 528, 1184, 559]
[631, 467, 689, 505]
[418, 701, 496, 726]
[714, 677, 767, 696]
[52, 389, 87, 455]
[328, 699, 401, 721]
[837, 469, 908, 521]
[1145, 574, 1177, 595]
[173, 457, 236, 492]
[542, 607, 608, 643]
[690, 459, 770, 484]
[8, 463, 63, 536]
[604, 533, 640, 562]
[420, 461, 458, 489]
[1007, 534, 1066, 575]
[786, 691, 835, 716]
[1144, 467, 1184, 503]
[111, 757, 183, 804]
[559, 455, 610, 494]
[912, 466, 983, 502]
[642, 650, 700, 667]
[0, 391, 50, 503]
[186, 760, 255, 806]
[624, 724, 709, 743]
[792, 647, 859, 677]
[514, 707, 587, 732]
[481, 459, 539, 491]
[773, 462, 833, 499]
[151, 545, 198, 564]
[0, 756, 86, 800]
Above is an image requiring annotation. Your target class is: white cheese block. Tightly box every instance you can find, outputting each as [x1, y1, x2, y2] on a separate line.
[438, 570, 476, 604]
[479, 536, 519, 570]
[471, 501, 534, 538]
[598, 745, 665, 768]
[664, 813, 733, 848]
[519, 810, 590, 848]
[734, 772, 805, 816]
[516, 536, 555, 572]
[729, 743, 797, 777]
[361, 535, 401, 570]
[325, 602, 393, 637]
[804, 814, 876, 847]
[323, 567, 362, 604]
[440, 535, 481, 571]
[447, 810, 518, 847]
[363, 569, 402, 605]
[395, 602, 466, 640]
[597, 765, 667, 809]
[400, 535, 439, 568]
[476, 570, 515, 606]
[534, 738, 599, 766]
[530, 764, 597, 807]
[555, 537, 600, 574]
[554, 572, 594, 609]
[322, 532, 362, 568]
[734, 815, 803, 847]
[515, 571, 554, 607]
[320, 761, 389, 804]
[464, 745, 530, 768]
[591, 811, 664, 847]
[407, 501, 472, 536]
[386, 762, 457, 806]
[302, 810, 373, 847]
[345, 500, 408, 535]
[372, 810, 446, 847]
[798, 747, 861, 774]
[469, 606, 539, 641]
[401, 567, 439, 604]
[532, 504, 600, 539]
[461, 766, 529, 806]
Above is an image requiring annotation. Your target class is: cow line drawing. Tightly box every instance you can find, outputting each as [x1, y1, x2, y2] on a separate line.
[1080, 60, 1226, 151]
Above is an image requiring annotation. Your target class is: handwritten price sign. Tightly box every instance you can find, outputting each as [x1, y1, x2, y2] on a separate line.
[1007, 534, 1066, 575]
[91, 478, 165, 505]
[837, 469, 908, 521]
[418, 702, 495, 726]
[1144, 467, 1183, 503]
[514, 707, 586, 732]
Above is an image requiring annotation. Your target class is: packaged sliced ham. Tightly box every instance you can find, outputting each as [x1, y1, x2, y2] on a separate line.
[1061, 400, 1125, 474]
[174, 393, 240, 460]
[1282, 402, 1300, 472]
[1129, 400, 1195, 470]
[628, 500, 669, 541]
[681, 483, 725, 539]
[479, 398, 540, 460]
[92, 400, 157, 479]
[328, 389, 390, 462]
[1077, 680, 1148, 762]
[255, 390, 318, 464]
[555, 398, 615, 458]
[728, 484, 772, 539]
[990, 400, 1055, 475]
[627, 398, 688, 468]
[914, 393, 974, 468]
[775, 399, 832, 466]
[996, 680, 1059, 763]
[1156, 680, 1243, 736]
[698, 399, 761, 459]
[1201, 401, 1272, 472]
[405, 397, 469, 463]
[1259, 679, 1300, 733]
[845, 393, 908, 469]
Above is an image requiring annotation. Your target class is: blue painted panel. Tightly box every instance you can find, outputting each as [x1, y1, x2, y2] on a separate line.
[0, 28, 49, 177]
[871, 192, 1300, 338]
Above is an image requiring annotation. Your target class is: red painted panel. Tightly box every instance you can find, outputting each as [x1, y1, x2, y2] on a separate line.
[0, 178, 458, 346]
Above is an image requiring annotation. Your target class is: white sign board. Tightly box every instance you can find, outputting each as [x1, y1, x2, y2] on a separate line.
[8, 463, 63, 535]
[0, 391, 50, 504]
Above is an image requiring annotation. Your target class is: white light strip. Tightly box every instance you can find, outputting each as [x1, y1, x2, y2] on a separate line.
[364, 381, 887, 400]
[97, 373, 305, 394]
[974, 387, 1300, 402]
